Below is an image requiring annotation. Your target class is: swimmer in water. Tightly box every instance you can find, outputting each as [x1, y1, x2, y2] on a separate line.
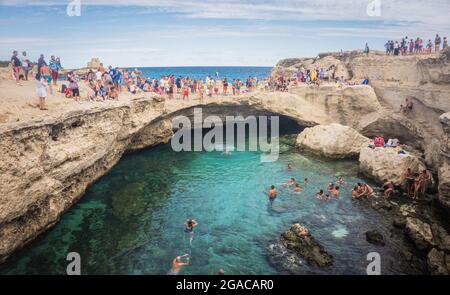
[168, 254, 190, 275]
[330, 186, 340, 199]
[327, 183, 335, 192]
[292, 183, 302, 193]
[268, 185, 277, 207]
[287, 164, 293, 171]
[304, 178, 309, 185]
[287, 178, 296, 187]
[185, 219, 198, 246]
[316, 189, 325, 200]
[336, 177, 346, 186]
[218, 269, 225, 275]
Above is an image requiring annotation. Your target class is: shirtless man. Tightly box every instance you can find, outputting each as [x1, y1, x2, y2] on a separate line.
[402, 168, 415, 198]
[293, 183, 301, 193]
[330, 186, 340, 199]
[352, 186, 363, 200]
[168, 254, 190, 275]
[358, 183, 375, 198]
[268, 185, 277, 207]
[287, 164, 293, 171]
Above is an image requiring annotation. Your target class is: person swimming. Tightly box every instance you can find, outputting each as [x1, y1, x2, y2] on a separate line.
[304, 178, 309, 185]
[185, 219, 198, 246]
[168, 254, 190, 275]
[268, 185, 277, 207]
[287, 178, 296, 187]
[293, 183, 302, 193]
[336, 177, 346, 186]
[316, 189, 325, 200]
[330, 186, 340, 199]
[287, 164, 293, 171]
[327, 183, 334, 192]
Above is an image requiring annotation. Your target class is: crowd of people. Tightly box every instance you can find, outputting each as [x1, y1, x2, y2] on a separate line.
[384, 34, 448, 56]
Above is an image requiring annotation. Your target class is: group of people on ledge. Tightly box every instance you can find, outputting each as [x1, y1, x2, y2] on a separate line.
[384, 34, 448, 56]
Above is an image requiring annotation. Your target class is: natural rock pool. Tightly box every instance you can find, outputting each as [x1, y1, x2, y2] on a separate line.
[0, 133, 422, 275]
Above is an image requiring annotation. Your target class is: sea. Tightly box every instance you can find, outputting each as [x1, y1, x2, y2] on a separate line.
[124, 66, 272, 81]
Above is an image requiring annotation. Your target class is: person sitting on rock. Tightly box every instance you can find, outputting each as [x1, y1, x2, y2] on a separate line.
[402, 98, 414, 114]
[383, 179, 395, 198]
[352, 186, 364, 200]
[358, 182, 375, 198]
[386, 138, 400, 148]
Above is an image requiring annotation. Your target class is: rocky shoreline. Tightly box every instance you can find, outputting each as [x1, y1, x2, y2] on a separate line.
[0, 50, 449, 271]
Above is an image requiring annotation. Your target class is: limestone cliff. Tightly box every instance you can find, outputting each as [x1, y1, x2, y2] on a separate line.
[0, 88, 383, 263]
[273, 50, 450, 210]
[1, 49, 449, 264]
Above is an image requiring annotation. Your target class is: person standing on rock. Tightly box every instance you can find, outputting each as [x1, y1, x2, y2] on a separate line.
[49, 56, 61, 86]
[21, 51, 31, 81]
[364, 43, 370, 56]
[443, 37, 448, 50]
[11, 50, 22, 85]
[37, 54, 47, 80]
[402, 168, 416, 198]
[435, 34, 442, 53]
[36, 75, 48, 110]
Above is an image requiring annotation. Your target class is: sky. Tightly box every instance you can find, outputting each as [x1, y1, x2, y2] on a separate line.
[0, 0, 449, 68]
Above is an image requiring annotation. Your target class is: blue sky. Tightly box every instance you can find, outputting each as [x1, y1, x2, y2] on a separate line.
[0, 0, 449, 68]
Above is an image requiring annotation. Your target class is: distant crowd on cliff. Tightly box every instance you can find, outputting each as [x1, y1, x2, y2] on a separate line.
[384, 34, 448, 56]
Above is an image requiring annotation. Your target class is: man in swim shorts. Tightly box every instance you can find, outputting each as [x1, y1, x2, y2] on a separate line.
[268, 185, 277, 207]
[168, 254, 190, 275]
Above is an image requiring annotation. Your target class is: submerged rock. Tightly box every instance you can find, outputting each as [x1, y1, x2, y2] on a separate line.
[427, 248, 450, 275]
[393, 217, 407, 229]
[280, 223, 333, 268]
[359, 146, 425, 184]
[405, 217, 433, 250]
[365, 230, 385, 246]
[296, 123, 370, 159]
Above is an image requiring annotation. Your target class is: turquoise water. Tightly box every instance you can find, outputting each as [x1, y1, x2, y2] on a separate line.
[129, 66, 272, 81]
[0, 134, 418, 275]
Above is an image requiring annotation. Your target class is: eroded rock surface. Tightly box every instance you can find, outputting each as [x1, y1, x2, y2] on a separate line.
[359, 146, 425, 184]
[280, 223, 333, 268]
[296, 123, 370, 158]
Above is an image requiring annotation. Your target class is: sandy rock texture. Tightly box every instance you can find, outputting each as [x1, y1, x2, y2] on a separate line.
[359, 146, 425, 184]
[296, 123, 370, 159]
